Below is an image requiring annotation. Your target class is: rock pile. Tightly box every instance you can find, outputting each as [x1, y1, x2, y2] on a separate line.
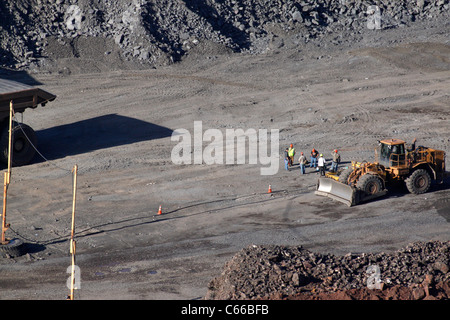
[205, 241, 450, 300]
[0, 0, 449, 70]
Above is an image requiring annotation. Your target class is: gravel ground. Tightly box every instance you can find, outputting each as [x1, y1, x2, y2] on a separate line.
[0, 0, 449, 301]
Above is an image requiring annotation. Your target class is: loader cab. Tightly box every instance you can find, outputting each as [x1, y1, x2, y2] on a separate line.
[378, 139, 407, 168]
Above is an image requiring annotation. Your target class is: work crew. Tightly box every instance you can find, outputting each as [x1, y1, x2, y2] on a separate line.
[330, 149, 341, 173]
[298, 152, 307, 174]
[318, 153, 326, 176]
[310, 148, 319, 168]
[288, 144, 295, 167]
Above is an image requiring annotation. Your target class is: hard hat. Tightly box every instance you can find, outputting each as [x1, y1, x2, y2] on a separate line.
[301, 152, 304, 155]
[335, 149, 338, 152]
[290, 144, 293, 148]
[320, 154, 323, 157]
[312, 148, 315, 152]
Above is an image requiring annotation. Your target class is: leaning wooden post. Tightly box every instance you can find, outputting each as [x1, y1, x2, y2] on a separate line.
[7, 100, 12, 183]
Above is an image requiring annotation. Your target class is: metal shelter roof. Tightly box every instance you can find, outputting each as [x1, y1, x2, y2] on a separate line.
[0, 78, 56, 114]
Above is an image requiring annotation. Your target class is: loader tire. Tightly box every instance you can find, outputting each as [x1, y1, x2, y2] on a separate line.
[338, 168, 354, 185]
[405, 169, 431, 194]
[0, 122, 37, 166]
[356, 174, 384, 196]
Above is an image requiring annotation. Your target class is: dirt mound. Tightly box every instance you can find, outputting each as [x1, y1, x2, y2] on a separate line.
[205, 241, 450, 300]
[279, 281, 450, 300]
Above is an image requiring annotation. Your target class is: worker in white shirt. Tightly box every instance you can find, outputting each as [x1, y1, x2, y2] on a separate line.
[318, 154, 326, 176]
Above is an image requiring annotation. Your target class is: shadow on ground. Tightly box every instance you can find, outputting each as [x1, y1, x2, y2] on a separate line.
[34, 113, 173, 161]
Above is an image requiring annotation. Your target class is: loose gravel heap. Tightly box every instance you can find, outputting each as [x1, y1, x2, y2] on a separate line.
[1, 0, 449, 70]
[205, 241, 450, 300]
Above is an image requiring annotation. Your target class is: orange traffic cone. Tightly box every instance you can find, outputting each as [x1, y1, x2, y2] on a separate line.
[158, 205, 162, 215]
[268, 185, 272, 193]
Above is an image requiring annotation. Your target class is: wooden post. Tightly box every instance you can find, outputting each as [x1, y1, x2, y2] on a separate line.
[68, 164, 78, 300]
[71, 165, 77, 244]
[1, 101, 13, 244]
[7, 100, 12, 184]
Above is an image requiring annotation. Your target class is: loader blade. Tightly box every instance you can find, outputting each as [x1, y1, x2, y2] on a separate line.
[315, 178, 357, 207]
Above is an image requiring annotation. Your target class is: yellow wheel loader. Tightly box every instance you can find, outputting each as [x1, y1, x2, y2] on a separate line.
[315, 139, 447, 206]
